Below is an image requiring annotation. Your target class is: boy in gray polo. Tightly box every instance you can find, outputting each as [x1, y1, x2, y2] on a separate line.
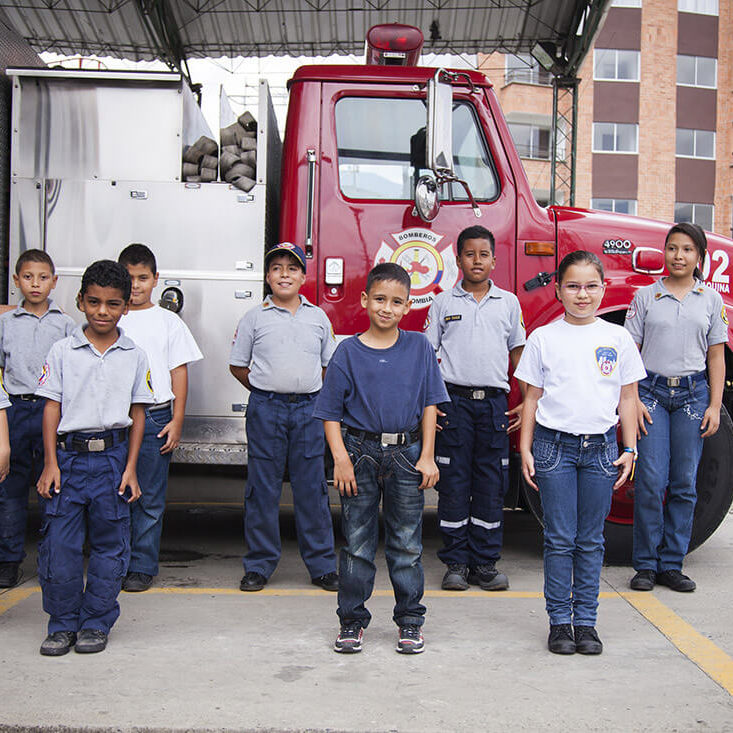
[0, 249, 75, 588]
[424, 225, 525, 591]
[229, 243, 337, 592]
[36, 260, 153, 656]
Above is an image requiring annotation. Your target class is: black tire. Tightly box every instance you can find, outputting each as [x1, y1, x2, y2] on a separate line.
[519, 406, 733, 565]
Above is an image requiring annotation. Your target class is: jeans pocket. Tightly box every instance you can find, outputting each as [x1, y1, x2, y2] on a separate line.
[394, 443, 421, 477]
[532, 438, 561, 473]
[598, 441, 619, 477]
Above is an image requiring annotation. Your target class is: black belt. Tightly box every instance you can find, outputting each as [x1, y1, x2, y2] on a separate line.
[249, 386, 318, 403]
[12, 393, 42, 402]
[57, 429, 128, 453]
[345, 426, 420, 446]
[446, 383, 504, 400]
[148, 400, 172, 413]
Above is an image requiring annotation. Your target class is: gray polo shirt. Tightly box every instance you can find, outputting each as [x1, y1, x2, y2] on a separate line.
[229, 295, 337, 394]
[624, 278, 728, 377]
[36, 325, 154, 434]
[0, 300, 75, 395]
[424, 280, 526, 391]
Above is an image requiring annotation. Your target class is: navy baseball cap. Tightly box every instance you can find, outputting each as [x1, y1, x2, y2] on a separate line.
[264, 242, 307, 273]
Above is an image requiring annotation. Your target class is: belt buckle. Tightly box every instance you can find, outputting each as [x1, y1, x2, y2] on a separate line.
[287, 394, 298, 403]
[472, 389, 486, 400]
[380, 432, 400, 446]
[87, 438, 106, 452]
[667, 377, 680, 387]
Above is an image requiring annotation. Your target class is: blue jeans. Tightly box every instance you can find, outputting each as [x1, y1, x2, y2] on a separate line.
[0, 397, 44, 562]
[338, 432, 426, 629]
[129, 406, 173, 576]
[633, 373, 708, 572]
[533, 424, 617, 627]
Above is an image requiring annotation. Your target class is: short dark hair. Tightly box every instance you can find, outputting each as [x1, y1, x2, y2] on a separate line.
[118, 243, 157, 274]
[15, 249, 55, 275]
[666, 222, 707, 280]
[457, 225, 495, 256]
[365, 262, 411, 296]
[80, 260, 131, 301]
[557, 250, 604, 283]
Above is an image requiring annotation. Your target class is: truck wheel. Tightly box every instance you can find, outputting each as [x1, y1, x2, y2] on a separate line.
[519, 406, 733, 565]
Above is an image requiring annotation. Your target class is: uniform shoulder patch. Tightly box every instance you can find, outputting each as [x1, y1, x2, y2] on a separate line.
[444, 314, 462, 323]
[38, 362, 50, 386]
[626, 301, 637, 320]
[145, 369, 154, 394]
[722, 306, 729, 326]
[595, 346, 618, 377]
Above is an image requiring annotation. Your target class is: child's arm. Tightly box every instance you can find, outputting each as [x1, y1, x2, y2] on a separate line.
[37, 400, 62, 498]
[0, 409, 9, 482]
[229, 365, 252, 391]
[614, 383, 638, 489]
[119, 403, 146, 503]
[324, 420, 358, 496]
[519, 384, 542, 491]
[415, 404, 439, 490]
[701, 342, 724, 438]
[506, 345, 525, 433]
[158, 364, 187, 454]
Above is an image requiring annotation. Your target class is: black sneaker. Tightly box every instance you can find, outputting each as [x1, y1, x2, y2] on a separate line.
[122, 572, 153, 592]
[311, 572, 338, 592]
[40, 631, 77, 657]
[574, 625, 603, 655]
[548, 624, 576, 655]
[334, 623, 363, 653]
[441, 563, 469, 591]
[0, 561, 20, 588]
[75, 629, 108, 654]
[239, 571, 267, 592]
[468, 563, 509, 591]
[396, 625, 425, 654]
[629, 569, 656, 591]
[656, 569, 696, 592]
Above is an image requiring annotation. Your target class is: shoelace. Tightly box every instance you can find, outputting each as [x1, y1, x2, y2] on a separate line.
[340, 624, 361, 638]
[400, 625, 422, 641]
[473, 564, 496, 575]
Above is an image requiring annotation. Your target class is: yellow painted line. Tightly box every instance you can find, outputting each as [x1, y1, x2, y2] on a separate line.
[0, 586, 38, 615]
[621, 591, 733, 696]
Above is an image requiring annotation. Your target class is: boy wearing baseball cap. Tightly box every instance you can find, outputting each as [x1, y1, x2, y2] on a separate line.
[229, 243, 338, 591]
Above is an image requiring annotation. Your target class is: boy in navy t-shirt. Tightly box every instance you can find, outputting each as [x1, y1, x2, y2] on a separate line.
[313, 263, 448, 655]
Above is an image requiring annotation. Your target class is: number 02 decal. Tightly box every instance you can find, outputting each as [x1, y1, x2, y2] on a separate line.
[702, 249, 730, 293]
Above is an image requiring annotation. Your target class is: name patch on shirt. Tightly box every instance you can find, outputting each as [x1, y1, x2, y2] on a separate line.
[595, 346, 618, 377]
[444, 314, 462, 323]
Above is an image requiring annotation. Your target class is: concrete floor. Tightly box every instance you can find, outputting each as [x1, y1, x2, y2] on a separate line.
[0, 473, 732, 733]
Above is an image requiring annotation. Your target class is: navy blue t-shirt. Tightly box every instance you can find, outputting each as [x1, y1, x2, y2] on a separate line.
[313, 330, 449, 434]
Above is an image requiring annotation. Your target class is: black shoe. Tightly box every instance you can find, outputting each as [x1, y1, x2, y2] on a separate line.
[468, 563, 509, 591]
[656, 569, 696, 592]
[240, 571, 267, 592]
[40, 631, 77, 657]
[396, 624, 425, 654]
[311, 571, 338, 592]
[122, 572, 153, 593]
[75, 629, 108, 654]
[334, 623, 363, 653]
[630, 569, 656, 591]
[574, 626, 603, 655]
[0, 561, 20, 588]
[441, 563, 469, 590]
[548, 624, 576, 654]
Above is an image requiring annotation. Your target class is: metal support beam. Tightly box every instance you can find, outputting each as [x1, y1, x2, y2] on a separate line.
[550, 75, 578, 207]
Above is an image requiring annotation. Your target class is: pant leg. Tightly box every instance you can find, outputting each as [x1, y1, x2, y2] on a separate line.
[129, 407, 173, 576]
[79, 445, 130, 633]
[383, 441, 426, 627]
[467, 394, 509, 565]
[572, 435, 616, 627]
[435, 394, 474, 565]
[287, 398, 336, 578]
[243, 392, 288, 578]
[337, 435, 380, 629]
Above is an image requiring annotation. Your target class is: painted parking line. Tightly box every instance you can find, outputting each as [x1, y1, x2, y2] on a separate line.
[0, 586, 37, 616]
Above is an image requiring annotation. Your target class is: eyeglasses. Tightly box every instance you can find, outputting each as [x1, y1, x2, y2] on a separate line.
[561, 283, 604, 294]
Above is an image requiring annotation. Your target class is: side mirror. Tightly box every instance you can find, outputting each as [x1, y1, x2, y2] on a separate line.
[413, 175, 439, 222]
[426, 71, 454, 173]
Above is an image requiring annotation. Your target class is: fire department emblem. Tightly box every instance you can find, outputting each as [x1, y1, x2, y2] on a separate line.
[374, 228, 460, 309]
[595, 346, 618, 377]
[38, 363, 50, 386]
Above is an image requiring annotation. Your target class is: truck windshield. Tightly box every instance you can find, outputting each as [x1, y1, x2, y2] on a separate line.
[335, 96, 499, 202]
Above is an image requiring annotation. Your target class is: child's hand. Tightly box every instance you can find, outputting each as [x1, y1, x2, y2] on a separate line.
[506, 402, 523, 434]
[435, 408, 446, 432]
[37, 464, 61, 499]
[415, 455, 439, 490]
[612, 451, 635, 490]
[119, 468, 142, 503]
[158, 417, 183, 454]
[333, 454, 358, 497]
[636, 398, 652, 439]
[521, 450, 538, 491]
[0, 445, 9, 483]
[700, 405, 721, 438]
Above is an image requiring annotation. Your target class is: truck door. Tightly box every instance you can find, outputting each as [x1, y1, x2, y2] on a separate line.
[316, 82, 517, 335]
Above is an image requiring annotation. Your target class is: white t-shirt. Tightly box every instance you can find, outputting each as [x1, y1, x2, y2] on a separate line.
[514, 318, 646, 434]
[119, 305, 203, 404]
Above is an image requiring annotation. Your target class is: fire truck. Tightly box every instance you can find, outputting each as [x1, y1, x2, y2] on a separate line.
[7, 24, 733, 561]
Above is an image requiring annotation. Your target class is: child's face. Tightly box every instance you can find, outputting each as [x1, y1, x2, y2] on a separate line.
[266, 254, 306, 300]
[555, 262, 605, 324]
[457, 237, 495, 284]
[361, 279, 411, 332]
[77, 284, 129, 337]
[125, 263, 159, 308]
[13, 262, 57, 306]
[665, 232, 700, 280]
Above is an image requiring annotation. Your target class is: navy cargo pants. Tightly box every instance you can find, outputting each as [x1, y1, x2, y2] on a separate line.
[38, 440, 130, 635]
[0, 397, 44, 563]
[435, 388, 509, 566]
[244, 388, 336, 579]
